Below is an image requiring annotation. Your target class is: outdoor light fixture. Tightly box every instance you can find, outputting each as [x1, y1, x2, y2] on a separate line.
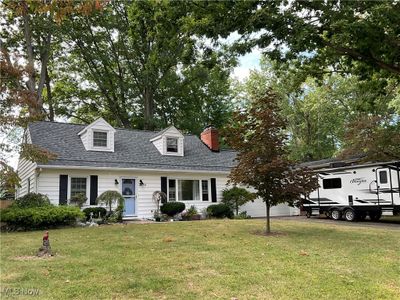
[139, 180, 144, 186]
[115, 179, 119, 185]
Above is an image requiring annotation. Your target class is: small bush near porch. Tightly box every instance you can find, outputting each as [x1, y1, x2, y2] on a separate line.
[1, 219, 399, 299]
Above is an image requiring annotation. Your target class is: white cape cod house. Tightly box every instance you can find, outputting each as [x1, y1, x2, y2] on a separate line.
[16, 118, 299, 219]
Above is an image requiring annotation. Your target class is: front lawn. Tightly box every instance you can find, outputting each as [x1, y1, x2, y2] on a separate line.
[1, 219, 399, 299]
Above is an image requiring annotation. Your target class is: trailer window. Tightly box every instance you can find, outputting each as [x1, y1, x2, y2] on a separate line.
[322, 178, 342, 189]
[379, 171, 388, 184]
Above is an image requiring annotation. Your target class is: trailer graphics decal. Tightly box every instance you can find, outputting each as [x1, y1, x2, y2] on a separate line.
[350, 178, 367, 185]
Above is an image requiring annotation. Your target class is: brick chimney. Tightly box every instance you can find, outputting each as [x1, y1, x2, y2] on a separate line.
[201, 126, 219, 152]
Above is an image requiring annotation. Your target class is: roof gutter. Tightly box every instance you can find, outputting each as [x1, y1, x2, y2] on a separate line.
[36, 164, 231, 175]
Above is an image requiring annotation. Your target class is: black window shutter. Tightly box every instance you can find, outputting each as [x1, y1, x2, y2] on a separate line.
[59, 175, 68, 205]
[161, 177, 167, 195]
[90, 175, 98, 205]
[211, 178, 217, 202]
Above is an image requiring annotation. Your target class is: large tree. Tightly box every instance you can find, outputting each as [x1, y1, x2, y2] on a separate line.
[232, 58, 400, 162]
[190, 1, 400, 78]
[0, 0, 101, 196]
[224, 90, 317, 233]
[55, 0, 234, 130]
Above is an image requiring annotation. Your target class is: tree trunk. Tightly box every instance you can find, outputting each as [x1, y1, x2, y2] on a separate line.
[45, 67, 54, 121]
[22, 1, 37, 116]
[143, 87, 154, 130]
[265, 201, 271, 234]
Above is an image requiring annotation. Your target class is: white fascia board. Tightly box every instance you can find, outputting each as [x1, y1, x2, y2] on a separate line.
[77, 117, 116, 135]
[36, 164, 230, 175]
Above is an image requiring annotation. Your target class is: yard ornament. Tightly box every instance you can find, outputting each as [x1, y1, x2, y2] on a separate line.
[37, 231, 52, 257]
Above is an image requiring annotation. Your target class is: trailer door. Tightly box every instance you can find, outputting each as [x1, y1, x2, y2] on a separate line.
[376, 168, 392, 205]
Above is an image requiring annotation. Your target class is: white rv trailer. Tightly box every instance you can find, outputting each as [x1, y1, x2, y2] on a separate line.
[302, 160, 400, 221]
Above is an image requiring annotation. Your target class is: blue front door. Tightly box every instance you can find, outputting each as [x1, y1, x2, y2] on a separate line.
[122, 179, 136, 216]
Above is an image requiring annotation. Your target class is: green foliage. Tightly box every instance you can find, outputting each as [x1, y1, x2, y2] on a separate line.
[96, 190, 124, 213]
[206, 204, 233, 219]
[222, 187, 256, 215]
[12, 193, 51, 208]
[82, 207, 107, 221]
[185, 205, 198, 217]
[233, 58, 400, 162]
[234, 211, 251, 219]
[55, 1, 234, 131]
[224, 91, 318, 233]
[0, 206, 84, 230]
[191, 1, 400, 78]
[0, 162, 20, 198]
[160, 202, 185, 217]
[69, 193, 87, 208]
[181, 205, 200, 220]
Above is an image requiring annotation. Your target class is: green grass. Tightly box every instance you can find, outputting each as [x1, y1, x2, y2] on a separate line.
[1, 219, 399, 299]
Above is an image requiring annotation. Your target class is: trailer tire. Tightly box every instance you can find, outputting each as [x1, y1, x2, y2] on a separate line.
[330, 208, 342, 221]
[344, 208, 356, 222]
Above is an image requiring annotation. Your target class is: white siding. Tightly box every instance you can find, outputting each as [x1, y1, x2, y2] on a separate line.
[36, 168, 297, 219]
[16, 158, 37, 198]
[152, 137, 163, 154]
[16, 129, 38, 198]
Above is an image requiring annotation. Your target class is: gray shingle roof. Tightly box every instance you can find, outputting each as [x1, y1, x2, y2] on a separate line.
[29, 121, 236, 172]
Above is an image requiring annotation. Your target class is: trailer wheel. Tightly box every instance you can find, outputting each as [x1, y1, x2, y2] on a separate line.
[330, 209, 342, 221]
[344, 208, 356, 222]
[306, 210, 311, 218]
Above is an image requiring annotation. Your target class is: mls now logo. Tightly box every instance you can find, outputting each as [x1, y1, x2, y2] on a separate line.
[1, 287, 40, 297]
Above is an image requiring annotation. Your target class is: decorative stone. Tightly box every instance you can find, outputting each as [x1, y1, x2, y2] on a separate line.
[37, 231, 52, 257]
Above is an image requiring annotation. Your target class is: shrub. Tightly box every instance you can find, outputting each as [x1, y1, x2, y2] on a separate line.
[0, 206, 84, 230]
[182, 205, 200, 220]
[207, 204, 233, 219]
[234, 211, 251, 219]
[222, 187, 256, 215]
[12, 193, 51, 208]
[82, 207, 107, 220]
[96, 190, 124, 213]
[69, 193, 87, 208]
[160, 202, 185, 217]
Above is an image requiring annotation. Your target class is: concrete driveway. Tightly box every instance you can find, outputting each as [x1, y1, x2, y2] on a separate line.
[277, 216, 400, 230]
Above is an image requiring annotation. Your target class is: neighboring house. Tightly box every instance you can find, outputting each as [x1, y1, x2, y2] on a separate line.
[16, 118, 299, 219]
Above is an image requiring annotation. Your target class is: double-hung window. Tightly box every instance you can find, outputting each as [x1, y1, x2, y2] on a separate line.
[166, 137, 178, 153]
[93, 131, 107, 147]
[71, 177, 87, 198]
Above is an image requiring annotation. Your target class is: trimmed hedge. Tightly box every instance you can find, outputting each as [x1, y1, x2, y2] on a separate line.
[207, 204, 233, 219]
[0, 206, 84, 230]
[160, 202, 185, 217]
[82, 207, 107, 220]
[12, 193, 51, 208]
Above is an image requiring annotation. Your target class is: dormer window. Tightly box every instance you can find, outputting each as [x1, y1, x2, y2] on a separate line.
[78, 118, 115, 152]
[166, 137, 178, 153]
[93, 131, 107, 147]
[150, 126, 184, 156]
